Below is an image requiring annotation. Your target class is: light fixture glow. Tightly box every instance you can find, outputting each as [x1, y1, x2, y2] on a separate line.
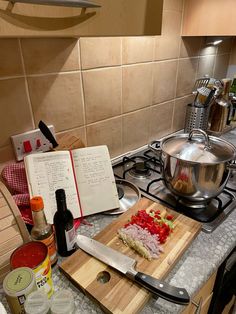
[205, 37, 226, 46]
[213, 40, 223, 46]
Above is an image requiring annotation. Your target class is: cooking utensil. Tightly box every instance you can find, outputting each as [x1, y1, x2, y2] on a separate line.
[149, 129, 236, 203]
[76, 234, 190, 305]
[192, 77, 210, 94]
[104, 179, 140, 215]
[184, 104, 210, 133]
[38, 120, 58, 148]
[194, 87, 211, 107]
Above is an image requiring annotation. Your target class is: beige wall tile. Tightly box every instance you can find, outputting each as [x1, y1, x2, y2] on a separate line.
[150, 101, 174, 140]
[83, 68, 122, 124]
[161, 10, 182, 36]
[0, 146, 15, 173]
[0, 78, 33, 147]
[214, 54, 230, 79]
[154, 10, 182, 61]
[197, 55, 215, 78]
[56, 127, 87, 147]
[176, 57, 198, 97]
[0, 39, 23, 78]
[21, 38, 80, 75]
[80, 37, 122, 70]
[155, 36, 180, 61]
[122, 37, 155, 64]
[153, 60, 177, 104]
[123, 108, 151, 151]
[172, 95, 194, 132]
[180, 37, 202, 58]
[163, 0, 183, 11]
[87, 117, 122, 158]
[28, 73, 84, 131]
[122, 63, 153, 113]
[217, 38, 234, 55]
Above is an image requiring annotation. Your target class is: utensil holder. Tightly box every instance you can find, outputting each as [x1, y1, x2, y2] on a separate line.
[184, 104, 210, 133]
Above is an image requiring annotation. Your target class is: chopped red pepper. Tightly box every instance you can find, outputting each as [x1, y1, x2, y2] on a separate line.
[124, 209, 174, 244]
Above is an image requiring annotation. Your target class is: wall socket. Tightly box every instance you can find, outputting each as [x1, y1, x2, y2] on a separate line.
[11, 125, 55, 161]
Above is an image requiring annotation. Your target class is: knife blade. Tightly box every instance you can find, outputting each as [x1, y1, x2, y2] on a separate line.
[76, 235, 190, 305]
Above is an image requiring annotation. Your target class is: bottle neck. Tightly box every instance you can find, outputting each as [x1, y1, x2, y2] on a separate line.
[56, 198, 67, 212]
[32, 209, 48, 228]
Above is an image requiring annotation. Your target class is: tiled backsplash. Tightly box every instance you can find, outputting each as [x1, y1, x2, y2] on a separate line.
[0, 0, 234, 170]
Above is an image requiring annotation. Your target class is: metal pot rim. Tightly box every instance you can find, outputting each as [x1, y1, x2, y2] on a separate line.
[159, 130, 236, 165]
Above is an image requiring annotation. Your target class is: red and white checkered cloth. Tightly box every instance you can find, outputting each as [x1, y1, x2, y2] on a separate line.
[1, 162, 32, 224]
[1, 162, 82, 229]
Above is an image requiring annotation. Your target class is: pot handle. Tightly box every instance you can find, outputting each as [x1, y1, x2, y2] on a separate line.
[227, 162, 236, 171]
[148, 140, 161, 153]
[188, 129, 211, 149]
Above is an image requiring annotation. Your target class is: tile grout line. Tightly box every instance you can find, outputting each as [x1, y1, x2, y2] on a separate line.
[120, 37, 124, 153]
[18, 39, 35, 129]
[77, 38, 88, 146]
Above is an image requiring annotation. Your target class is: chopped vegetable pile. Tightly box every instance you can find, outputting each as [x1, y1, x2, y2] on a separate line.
[125, 209, 174, 244]
[118, 209, 174, 260]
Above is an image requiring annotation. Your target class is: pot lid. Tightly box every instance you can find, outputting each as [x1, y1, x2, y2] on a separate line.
[161, 129, 236, 164]
[104, 179, 140, 215]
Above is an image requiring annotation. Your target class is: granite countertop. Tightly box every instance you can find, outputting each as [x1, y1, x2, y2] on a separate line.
[1, 129, 236, 313]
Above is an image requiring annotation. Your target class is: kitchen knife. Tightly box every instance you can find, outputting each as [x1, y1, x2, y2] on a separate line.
[76, 235, 190, 305]
[38, 120, 58, 148]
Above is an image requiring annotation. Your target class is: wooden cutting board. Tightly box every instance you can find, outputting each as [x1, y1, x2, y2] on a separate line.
[60, 198, 201, 314]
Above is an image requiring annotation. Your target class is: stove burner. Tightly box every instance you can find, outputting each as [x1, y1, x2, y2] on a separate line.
[129, 162, 151, 179]
[178, 198, 209, 209]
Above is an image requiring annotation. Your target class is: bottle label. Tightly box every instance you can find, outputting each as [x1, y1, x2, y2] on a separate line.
[65, 226, 76, 251]
[40, 233, 57, 264]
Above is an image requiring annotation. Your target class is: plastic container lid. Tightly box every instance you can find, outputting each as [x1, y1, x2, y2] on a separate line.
[0, 302, 7, 314]
[3, 267, 36, 297]
[50, 290, 75, 314]
[24, 290, 50, 314]
[30, 196, 44, 212]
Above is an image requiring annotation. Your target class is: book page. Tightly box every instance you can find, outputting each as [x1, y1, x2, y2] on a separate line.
[71, 146, 119, 216]
[24, 151, 81, 224]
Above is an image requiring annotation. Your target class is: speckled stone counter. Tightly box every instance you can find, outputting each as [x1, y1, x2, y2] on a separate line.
[1, 128, 236, 313]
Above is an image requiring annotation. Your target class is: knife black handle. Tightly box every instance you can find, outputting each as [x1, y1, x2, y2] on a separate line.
[135, 272, 190, 305]
[38, 120, 58, 148]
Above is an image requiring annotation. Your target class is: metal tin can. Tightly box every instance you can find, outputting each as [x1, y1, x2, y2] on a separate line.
[10, 241, 54, 298]
[3, 267, 37, 314]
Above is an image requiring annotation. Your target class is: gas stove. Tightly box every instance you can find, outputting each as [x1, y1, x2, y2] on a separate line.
[112, 146, 236, 233]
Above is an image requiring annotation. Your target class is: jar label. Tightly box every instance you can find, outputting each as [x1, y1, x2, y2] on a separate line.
[40, 233, 57, 264]
[65, 227, 76, 251]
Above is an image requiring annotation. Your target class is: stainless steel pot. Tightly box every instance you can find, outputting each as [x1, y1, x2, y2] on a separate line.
[149, 129, 236, 203]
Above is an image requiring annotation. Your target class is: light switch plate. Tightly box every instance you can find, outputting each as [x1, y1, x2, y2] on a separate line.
[11, 125, 55, 161]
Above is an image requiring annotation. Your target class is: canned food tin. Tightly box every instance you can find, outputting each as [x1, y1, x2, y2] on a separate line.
[10, 242, 54, 298]
[3, 267, 37, 314]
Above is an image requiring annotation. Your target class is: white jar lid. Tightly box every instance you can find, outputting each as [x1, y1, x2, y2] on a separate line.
[50, 289, 75, 314]
[24, 290, 50, 314]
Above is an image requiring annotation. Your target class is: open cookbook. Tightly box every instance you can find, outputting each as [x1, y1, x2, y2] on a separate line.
[24, 145, 120, 224]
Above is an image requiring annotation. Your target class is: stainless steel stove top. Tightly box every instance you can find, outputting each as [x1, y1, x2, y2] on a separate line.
[112, 146, 236, 233]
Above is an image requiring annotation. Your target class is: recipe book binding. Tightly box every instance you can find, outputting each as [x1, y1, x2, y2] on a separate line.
[24, 145, 119, 224]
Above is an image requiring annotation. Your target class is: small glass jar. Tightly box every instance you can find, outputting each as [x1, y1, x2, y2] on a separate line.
[50, 289, 75, 314]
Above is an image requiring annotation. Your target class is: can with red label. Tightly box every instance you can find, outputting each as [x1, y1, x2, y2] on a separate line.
[10, 241, 54, 298]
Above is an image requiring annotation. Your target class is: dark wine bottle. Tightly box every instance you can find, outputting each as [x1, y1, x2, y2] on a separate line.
[53, 189, 76, 257]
